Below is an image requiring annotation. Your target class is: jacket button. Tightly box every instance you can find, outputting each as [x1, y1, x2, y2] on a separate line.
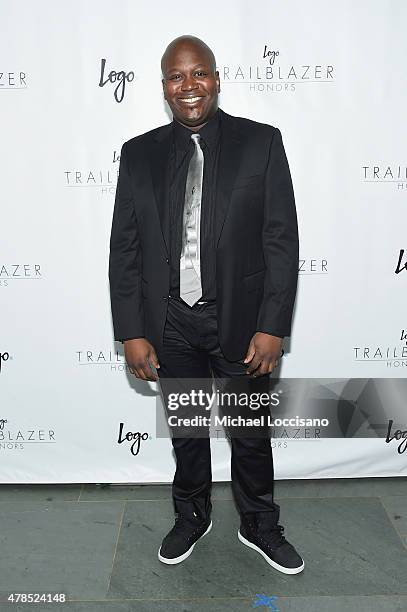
[165, 257, 169, 264]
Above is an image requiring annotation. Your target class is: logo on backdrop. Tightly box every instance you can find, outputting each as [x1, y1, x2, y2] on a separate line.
[0, 264, 42, 287]
[0, 419, 56, 451]
[76, 348, 130, 372]
[218, 45, 334, 93]
[98, 58, 135, 103]
[117, 422, 150, 456]
[0, 351, 10, 373]
[298, 258, 328, 275]
[385, 419, 407, 454]
[64, 149, 119, 195]
[362, 164, 407, 191]
[395, 249, 407, 274]
[0, 71, 27, 89]
[354, 329, 407, 368]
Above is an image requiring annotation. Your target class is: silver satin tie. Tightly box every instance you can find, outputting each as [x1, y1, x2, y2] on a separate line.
[180, 133, 204, 306]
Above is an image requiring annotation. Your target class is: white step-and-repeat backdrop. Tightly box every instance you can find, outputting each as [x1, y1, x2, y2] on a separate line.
[1, 0, 406, 483]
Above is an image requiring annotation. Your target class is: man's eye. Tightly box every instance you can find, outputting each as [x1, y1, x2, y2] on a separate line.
[195, 71, 207, 77]
[169, 75, 181, 80]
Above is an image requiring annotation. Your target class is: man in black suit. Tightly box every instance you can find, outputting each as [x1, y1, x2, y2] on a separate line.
[109, 35, 304, 574]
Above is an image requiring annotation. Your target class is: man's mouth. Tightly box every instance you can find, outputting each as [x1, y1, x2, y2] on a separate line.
[177, 96, 204, 105]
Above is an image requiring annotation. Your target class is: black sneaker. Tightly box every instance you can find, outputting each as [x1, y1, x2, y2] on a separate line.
[158, 512, 212, 565]
[238, 511, 304, 575]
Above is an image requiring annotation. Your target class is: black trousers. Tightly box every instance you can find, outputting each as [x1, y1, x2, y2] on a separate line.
[156, 296, 280, 523]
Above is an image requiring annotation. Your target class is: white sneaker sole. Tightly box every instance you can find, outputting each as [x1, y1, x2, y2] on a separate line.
[158, 520, 213, 565]
[238, 529, 305, 575]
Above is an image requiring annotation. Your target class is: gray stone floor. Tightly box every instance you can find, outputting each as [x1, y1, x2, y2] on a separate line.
[0, 478, 406, 611]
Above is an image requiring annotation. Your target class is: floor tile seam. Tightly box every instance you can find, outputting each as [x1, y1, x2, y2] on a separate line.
[378, 497, 407, 547]
[106, 501, 127, 594]
[63, 594, 407, 602]
[0, 495, 396, 504]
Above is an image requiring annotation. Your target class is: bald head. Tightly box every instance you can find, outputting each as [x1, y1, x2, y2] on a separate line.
[161, 35, 216, 75]
[161, 35, 220, 130]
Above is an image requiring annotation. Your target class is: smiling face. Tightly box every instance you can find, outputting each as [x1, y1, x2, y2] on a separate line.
[161, 37, 220, 130]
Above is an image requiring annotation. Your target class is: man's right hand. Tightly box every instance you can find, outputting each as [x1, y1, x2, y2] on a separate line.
[124, 339, 160, 382]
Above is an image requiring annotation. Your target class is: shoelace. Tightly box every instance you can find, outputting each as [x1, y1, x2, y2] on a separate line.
[174, 511, 200, 522]
[171, 513, 204, 537]
[256, 521, 287, 549]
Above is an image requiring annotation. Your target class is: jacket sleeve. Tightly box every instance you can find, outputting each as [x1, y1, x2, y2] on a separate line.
[256, 127, 299, 338]
[108, 141, 145, 341]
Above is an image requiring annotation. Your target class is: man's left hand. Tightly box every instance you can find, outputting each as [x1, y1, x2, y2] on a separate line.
[244, 332, 283, 377]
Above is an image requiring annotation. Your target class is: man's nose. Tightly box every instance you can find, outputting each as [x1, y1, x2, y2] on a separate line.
[181, 75, 199, 91]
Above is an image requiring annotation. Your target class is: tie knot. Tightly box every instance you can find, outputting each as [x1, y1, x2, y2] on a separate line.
[191, 133, 201, 146]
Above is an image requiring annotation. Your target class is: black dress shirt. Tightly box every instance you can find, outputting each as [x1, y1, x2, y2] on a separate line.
[168, 108, 221, 303]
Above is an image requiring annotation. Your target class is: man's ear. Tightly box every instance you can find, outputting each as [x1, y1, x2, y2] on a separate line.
[161, 78, 167, 100]
[215, 70, 220, 93]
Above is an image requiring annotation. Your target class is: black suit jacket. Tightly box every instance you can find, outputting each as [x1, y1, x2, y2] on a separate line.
[109, 108, 299, 362]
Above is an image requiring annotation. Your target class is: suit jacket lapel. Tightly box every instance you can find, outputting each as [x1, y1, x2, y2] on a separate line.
[149, 123, 173, 257]
[215, 109, 245, 247]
